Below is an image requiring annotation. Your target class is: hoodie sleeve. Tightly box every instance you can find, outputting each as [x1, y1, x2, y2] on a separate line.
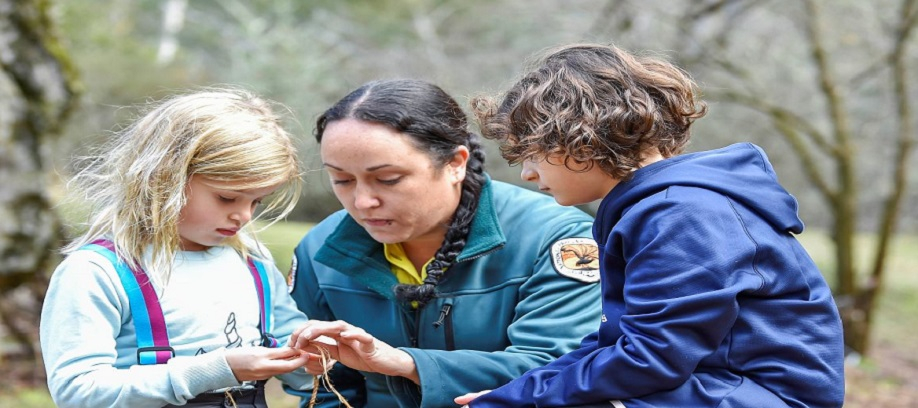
[40, 251, 240, 408]
[471, 186, 767, 407]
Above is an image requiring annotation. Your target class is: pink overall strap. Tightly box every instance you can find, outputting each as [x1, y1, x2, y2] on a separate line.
[87, 239, 174, 364]
[246, 257, 278, 347]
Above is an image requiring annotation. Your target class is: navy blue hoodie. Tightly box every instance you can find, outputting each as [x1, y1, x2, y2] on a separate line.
[473, 143, 845, 408]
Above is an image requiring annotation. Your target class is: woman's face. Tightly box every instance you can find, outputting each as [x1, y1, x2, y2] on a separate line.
[320, 118, 468, 250]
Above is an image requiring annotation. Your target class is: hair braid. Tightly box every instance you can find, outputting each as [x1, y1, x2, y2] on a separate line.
[394, 135, 486, 305]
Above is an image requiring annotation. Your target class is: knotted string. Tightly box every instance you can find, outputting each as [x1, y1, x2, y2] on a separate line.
[308, 345, 353, 408]
[224, 389, 237, 408]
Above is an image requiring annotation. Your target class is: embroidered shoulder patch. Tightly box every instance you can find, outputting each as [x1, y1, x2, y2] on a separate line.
[287, 254, 298, 293]
[550, 237, 600, 283]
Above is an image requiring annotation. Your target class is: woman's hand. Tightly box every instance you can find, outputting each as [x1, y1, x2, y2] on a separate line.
[454, 390, 491, 406]
[289, 320, 420, 384]
[297, 335, 339, 375]
[224, 346, 310, 381]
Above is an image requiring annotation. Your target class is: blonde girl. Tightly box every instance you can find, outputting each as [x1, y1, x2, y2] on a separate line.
[41, 89, 319, 408]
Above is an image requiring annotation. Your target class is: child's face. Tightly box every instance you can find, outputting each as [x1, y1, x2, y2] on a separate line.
[178, 175, 280, 251]
[521, 154, 619, 206]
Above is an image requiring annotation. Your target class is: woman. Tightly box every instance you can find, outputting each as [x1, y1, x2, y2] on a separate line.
[284, 79, 601, 408]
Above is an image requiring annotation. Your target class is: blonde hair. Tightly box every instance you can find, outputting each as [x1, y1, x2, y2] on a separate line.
[65, 88, 302, 287]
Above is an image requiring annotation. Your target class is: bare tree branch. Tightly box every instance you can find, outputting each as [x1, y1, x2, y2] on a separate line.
[708, 89, 836, 201]
[588, 0, 632, 36]
[410, 0, 458, 76]
[803, 1, 860, 317]
[869, 0, 917, 307]
[675, 0, 771, 96]
[803, 2, 850, 148]
[851, 0, 918, 85]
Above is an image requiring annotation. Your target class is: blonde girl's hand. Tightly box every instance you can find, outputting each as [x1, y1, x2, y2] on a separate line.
[224, 346, 310, 382]
[289, 320, 419, 383]
[454, 390, 491, 406]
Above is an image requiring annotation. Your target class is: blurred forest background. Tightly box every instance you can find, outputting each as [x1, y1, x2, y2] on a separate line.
[2, 0, 918, 406]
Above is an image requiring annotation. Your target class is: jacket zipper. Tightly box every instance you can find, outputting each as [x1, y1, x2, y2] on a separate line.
[422, 244, 502, 351]
[433, 302, 455, 350]
[410, 307, 420, 347]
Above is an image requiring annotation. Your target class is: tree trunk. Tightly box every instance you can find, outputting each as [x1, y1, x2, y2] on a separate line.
[668, 0, 917, 358]
[0, 0, 79, 362]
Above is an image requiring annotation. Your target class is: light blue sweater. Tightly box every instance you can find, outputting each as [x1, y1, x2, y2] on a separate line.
[40, 244, 311, 408]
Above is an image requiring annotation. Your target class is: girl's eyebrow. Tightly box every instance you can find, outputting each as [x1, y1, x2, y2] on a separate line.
[214, 186, 269, 197]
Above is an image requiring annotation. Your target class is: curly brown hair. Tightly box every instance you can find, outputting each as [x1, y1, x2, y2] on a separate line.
[472, 43, 707, 179]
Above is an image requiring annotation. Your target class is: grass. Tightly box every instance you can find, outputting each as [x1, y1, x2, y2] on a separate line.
[255, 220, 314, 274]
[4, 222, 918, 406]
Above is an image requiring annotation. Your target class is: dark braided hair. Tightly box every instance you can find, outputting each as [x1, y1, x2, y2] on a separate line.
[315, 79, 487, 306]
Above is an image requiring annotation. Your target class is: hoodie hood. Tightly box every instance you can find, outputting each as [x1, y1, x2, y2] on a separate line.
[595, 143, 803, 242]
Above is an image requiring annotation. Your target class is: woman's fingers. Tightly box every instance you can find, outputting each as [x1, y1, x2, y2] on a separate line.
[288, 320, 413, 376]
[290, 320, 356, 349]
[336, 326, 377, 353]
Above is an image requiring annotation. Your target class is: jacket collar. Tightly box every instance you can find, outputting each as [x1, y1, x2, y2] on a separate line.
[315, 176, 505, 299]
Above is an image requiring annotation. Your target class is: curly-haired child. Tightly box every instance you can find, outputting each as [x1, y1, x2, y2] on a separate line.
[458, 43, 845, 408]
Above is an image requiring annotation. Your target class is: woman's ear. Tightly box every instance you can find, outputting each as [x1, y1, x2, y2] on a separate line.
[449, 146, 470, 183]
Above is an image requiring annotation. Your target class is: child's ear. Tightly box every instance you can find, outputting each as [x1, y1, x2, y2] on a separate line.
[449, 146, 470, 183]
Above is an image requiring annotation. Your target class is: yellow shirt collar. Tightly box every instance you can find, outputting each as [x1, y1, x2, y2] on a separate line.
[383, 242, 432, 285]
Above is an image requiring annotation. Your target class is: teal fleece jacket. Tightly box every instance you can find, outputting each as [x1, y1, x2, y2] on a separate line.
[285, 178, 601, 407]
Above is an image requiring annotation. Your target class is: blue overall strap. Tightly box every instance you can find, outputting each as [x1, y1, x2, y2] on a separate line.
[246, 257, 278, 348]
[84, 239, 174, 364]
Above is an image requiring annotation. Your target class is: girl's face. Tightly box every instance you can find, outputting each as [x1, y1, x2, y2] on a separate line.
[521, 154, 620, 206]
[320, 118, 468, 250]
[178, 175, 279, 251]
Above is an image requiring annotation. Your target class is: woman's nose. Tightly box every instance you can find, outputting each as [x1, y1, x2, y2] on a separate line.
[354, 186, 381, 210]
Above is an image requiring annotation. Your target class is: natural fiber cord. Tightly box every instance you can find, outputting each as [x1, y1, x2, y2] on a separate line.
[308, 345, 353, 408]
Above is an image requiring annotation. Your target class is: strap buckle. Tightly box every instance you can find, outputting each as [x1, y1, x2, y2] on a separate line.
[260, 333, 278, 348]
[137, 346, 175, 365]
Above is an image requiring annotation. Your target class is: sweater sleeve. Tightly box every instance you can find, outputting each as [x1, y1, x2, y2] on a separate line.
[40, 251, 241, 408]
[394, 218, 602, 408]
[471, 190, 766, 407]
[261, 255, 314, 391]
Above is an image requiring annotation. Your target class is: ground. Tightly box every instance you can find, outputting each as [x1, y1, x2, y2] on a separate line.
[844, 340, 918, 408]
